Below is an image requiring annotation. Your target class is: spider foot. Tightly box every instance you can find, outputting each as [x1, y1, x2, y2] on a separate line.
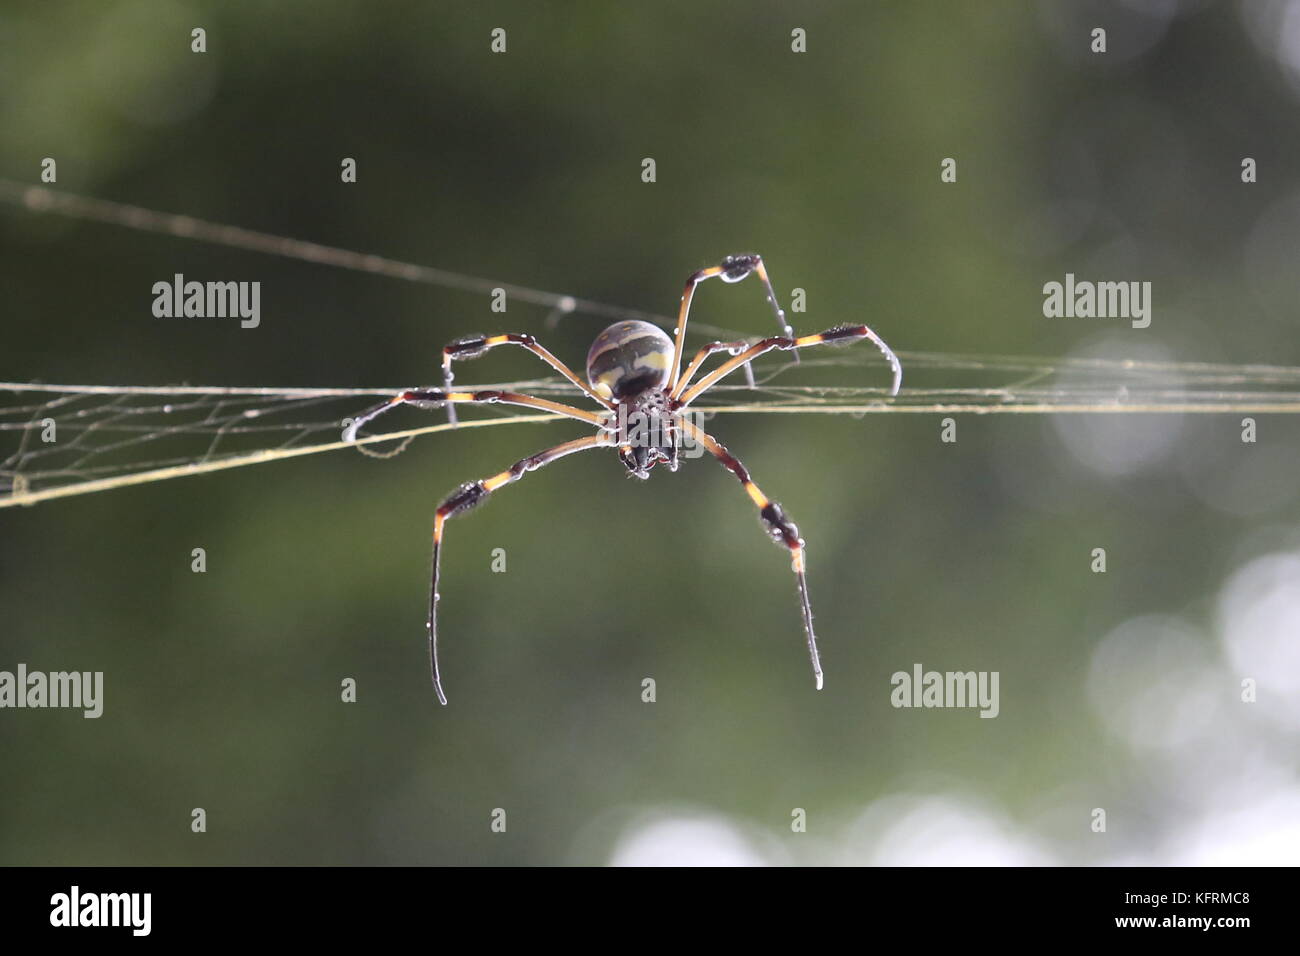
[720, 253, 760, 283]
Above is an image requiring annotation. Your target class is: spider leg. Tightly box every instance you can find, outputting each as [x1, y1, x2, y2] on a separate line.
[343, 388, 610, 443]
[442, 332, 615, 425]
[675, 339, 759, 398]
[674, 323, 902, 407]
[667, 254, 794, 395]
[429, 433, 614, 704]
[675, 418, 823, 691]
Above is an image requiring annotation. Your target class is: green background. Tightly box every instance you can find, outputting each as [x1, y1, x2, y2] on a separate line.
[2, 1, 1298, 865]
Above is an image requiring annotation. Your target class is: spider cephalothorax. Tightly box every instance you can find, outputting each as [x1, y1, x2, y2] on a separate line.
[344, 254, 902, 704]
[615, 401, 677, 478]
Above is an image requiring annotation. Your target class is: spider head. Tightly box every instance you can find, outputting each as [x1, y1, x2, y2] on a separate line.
[586, 320, 674, 401]
[619, 439, 677, 479]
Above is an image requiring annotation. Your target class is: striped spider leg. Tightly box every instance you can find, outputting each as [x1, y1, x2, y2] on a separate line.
[344, 350, 616, 704]
[664, 290, 902, 691]
[673, 324, 902, 406]
[427, 432, 614, 704]
[440, 331, 615, 425]
[343, 387, 610, 444]
[673, 417, 824, 689]
[667, 253, 794, 395]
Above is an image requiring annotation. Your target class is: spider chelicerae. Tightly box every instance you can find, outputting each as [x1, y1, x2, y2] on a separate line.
[343, 254, 902, 704]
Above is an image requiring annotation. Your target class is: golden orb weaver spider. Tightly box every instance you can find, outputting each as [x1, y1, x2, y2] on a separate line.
[343, 254, 902, 704]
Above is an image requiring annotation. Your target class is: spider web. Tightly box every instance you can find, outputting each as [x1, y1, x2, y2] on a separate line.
[5, 180, 1300, 508]
[6, 349, 1300, 508]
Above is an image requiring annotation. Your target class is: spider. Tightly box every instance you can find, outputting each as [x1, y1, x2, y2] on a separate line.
[343, 254, 901, 704]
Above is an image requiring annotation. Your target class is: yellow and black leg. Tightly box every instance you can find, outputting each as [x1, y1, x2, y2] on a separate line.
[666, 254, 794, 395]
[441, 332, 615, 425]
[675, 339, 760, 397]
[342, 388, 609, 443]
[675, 419, 823, 691]
[428, 434, 613, 703]
[674, 324, 902, 406]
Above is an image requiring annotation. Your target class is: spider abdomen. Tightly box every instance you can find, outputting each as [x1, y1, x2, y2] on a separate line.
[586, 320, 674, 400]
